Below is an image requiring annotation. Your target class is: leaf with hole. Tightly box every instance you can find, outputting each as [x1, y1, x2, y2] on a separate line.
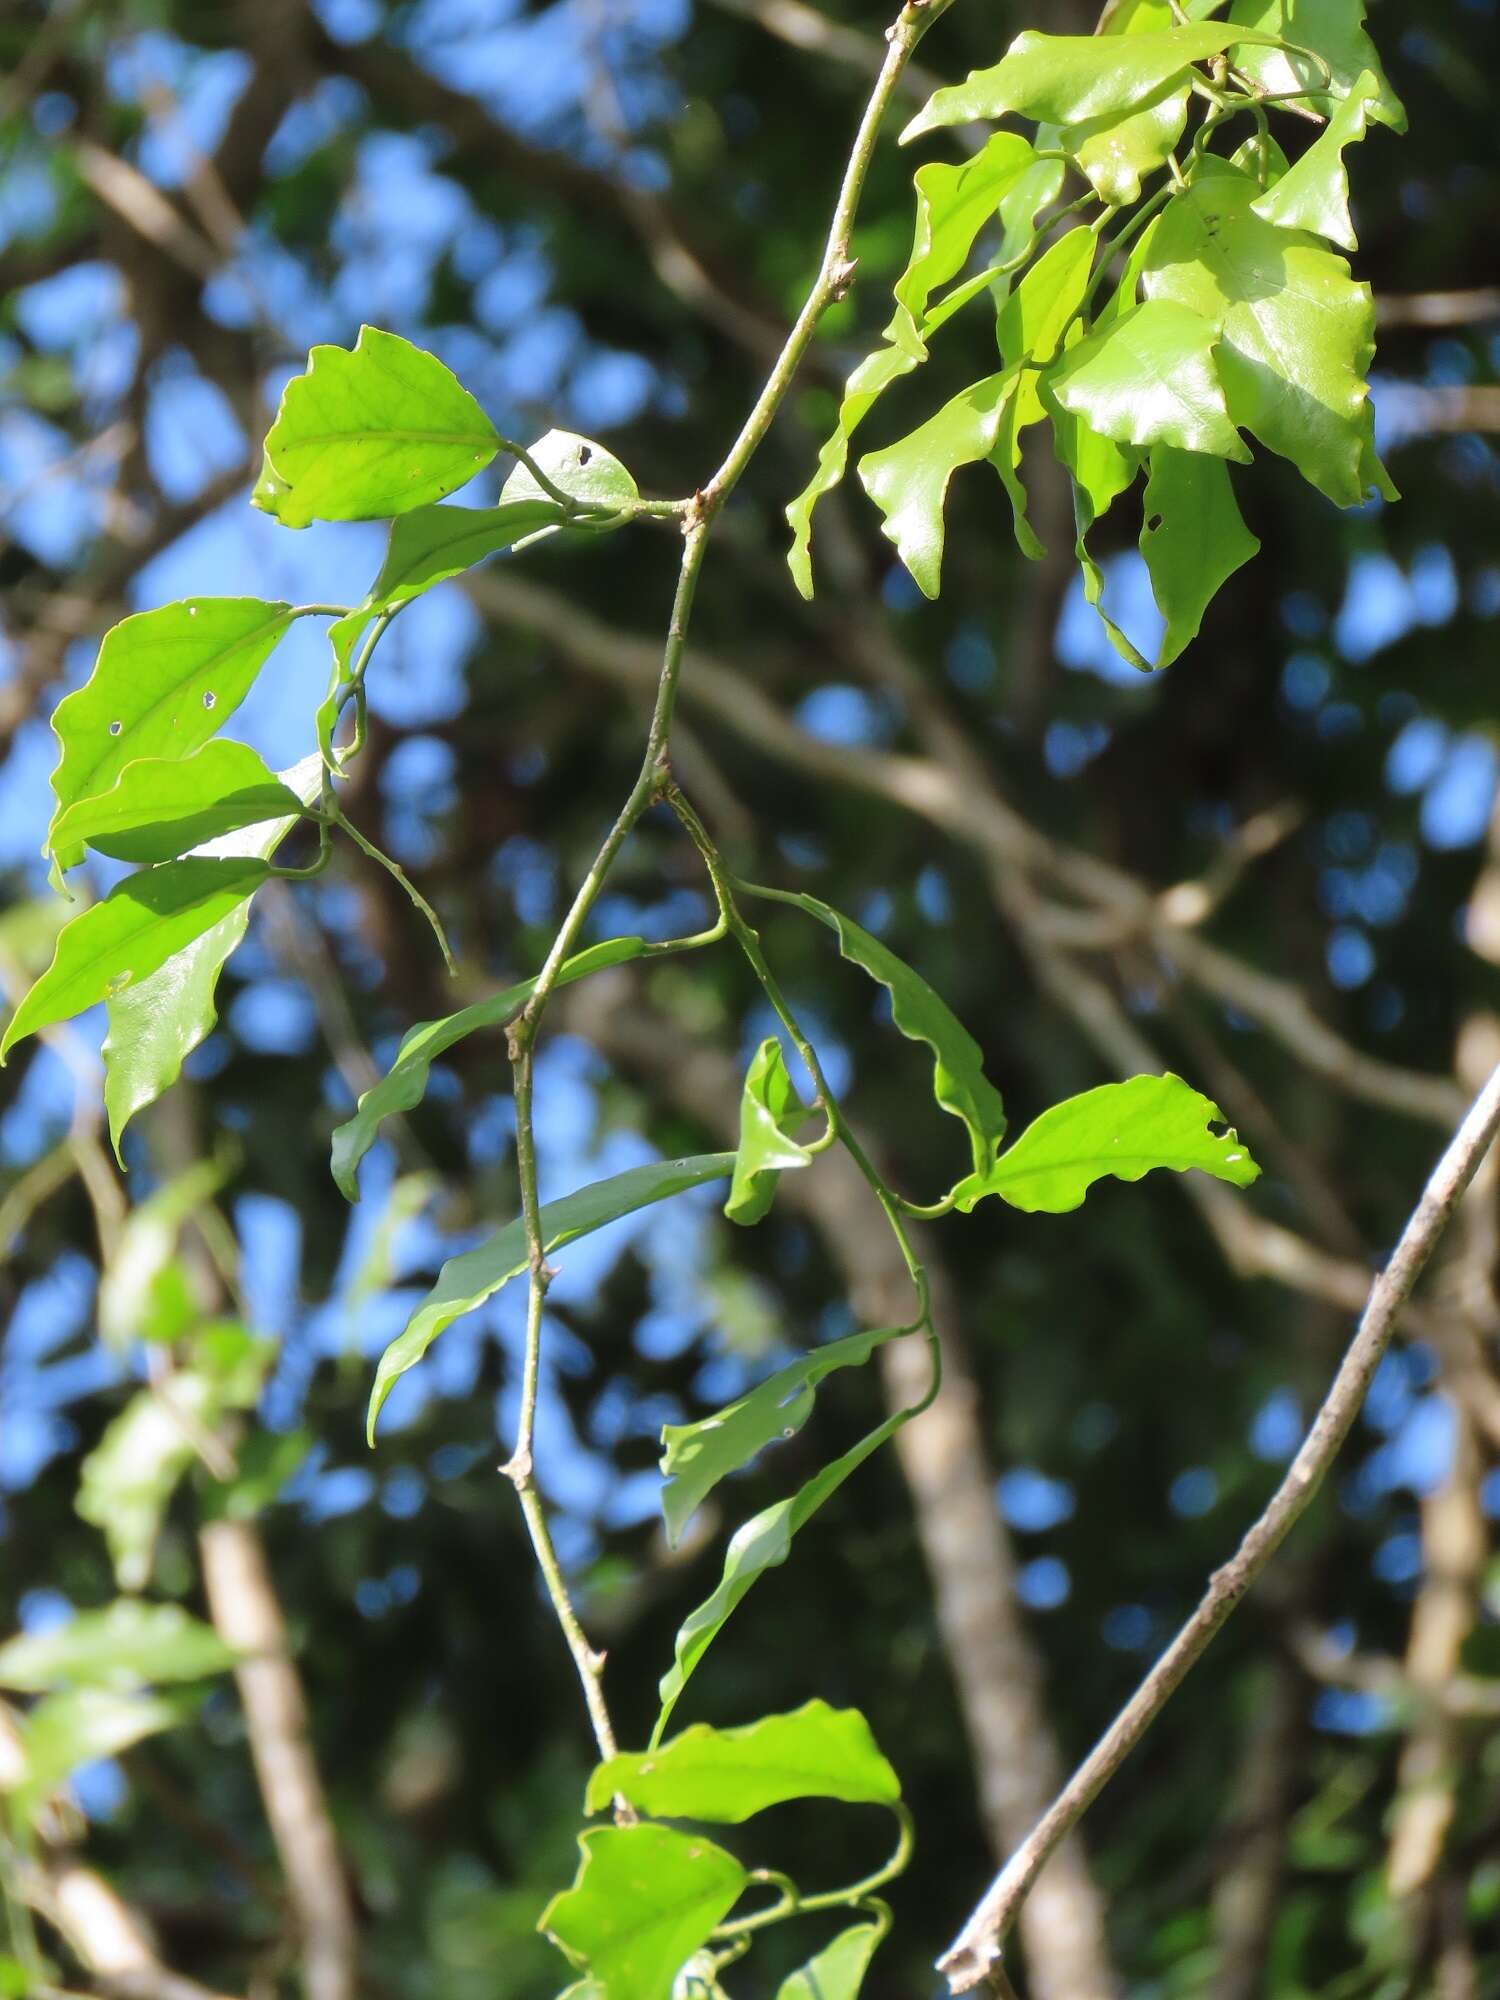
[50, 740, 308, 865]
[587, 1699, 900, 1821]
[1250, 69, 1380, 249]
[725, 1037, 815, 1226]
[0, 1602, 236, 1693]
[1048, 298, 1250, 461]
[540, 1824, 746, 2000]
[101, 755, 323, 1158]
[1142, 168, 1385, 506]
[46, 598, 296, 871]
[952, 1072, 1261, 1213]
[367, 1153, 735, 1441]
[778, 1923, 887, 2000]
[499, 429, 639, 527]
[331, 936, 647, 1200]
[1140, 444, 1261, 665]
[659, 1325, 899, 1547]
[258, 325, 499, 526]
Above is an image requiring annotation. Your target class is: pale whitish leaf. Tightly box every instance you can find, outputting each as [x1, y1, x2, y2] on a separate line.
[1226, 0, 1406, 130]
[659, 1326, 898, 1547]
[368, 1155, 735, 1441]
[901, 27, 1274, 140]
[102, 755, 323, 1159]
[777, 1924, 886, 2000]
[540, 1825, 747, 2000]
[499, 430, 639, 519]
[258, 325, 499, 526]
[47, 598, 295, 870]
[586, 1700, 900, 1821]
[952, 1072, 1260, 1213]
[332, 936, 647, 1200]
[1140, 444, 1260, 664]
[50, 741, 306, 866]
[724, 1038, 813, 1227]
[1049, 298, 1250, 461]
[1142, 167, 1386, 507]
[0, 1602, 236, 1693]
[1250, 70, 1380, 249]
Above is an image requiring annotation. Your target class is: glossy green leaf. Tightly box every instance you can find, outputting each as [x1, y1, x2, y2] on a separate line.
[2, 858, 271, 1064]
[368, 498, 568, 614]
[1140, 444, 1260, 664]
[777, 1923, 886, 2000]
[659, 1326, 897, 1547]
[540, 1825, 747, 2000]
[499, 429, 639, 517]
[787, 348, 921, 600]
[858, 367, 1020, 597]
[1141, 169, 1382, 506]
[891, 133, 1041, 356]
[1250, 70, 1379, 249]
[1102, 0, 1230, 32]
[50, 740, 307, 865]
[101, 755, 323, 1158]
[1060, 78, 1190, 205]
[790, 894, 1006, 1181]
[368, 1153, 735, 1441]
[46, 598, 295, 870]
[724, 1038, 813, 1226]
[654, 1402, 913, 1741]
[992, 225, 1097, 556]
[952, 1072, 1261, 1213]
[259, 325, 498, 525]
[7, 1688, 183, 1818]
[0, 1602, 236, 1693]
[332, 936, 647, 1200]
[901, 27, 1273, 140]
[1227, 0, 1406, 130]
[1049, 298, 1250, 461]
[587, 1699, 900, 1821]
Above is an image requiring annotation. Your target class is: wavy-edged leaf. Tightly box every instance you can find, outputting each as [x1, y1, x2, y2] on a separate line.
[1059, 77, 1191, 205]
[858, 367, 1020, 597]
[540, 1825, 746, 2000]
[725, 1038, 814, 1227]
[587, 1699, 900, 1821]
[787, 348, 920, 600]
[258, 325, 498, 526]
[901, 27, 1273, 140]
[1049, 298, 1250, 461]
[50, 741, 307, 865]
[1140, 445, 1260, 665]
[101, 755, 322, 1158]
[368, 1154, 734, 1441]
[0, 1602, 236, 1693]
[991, 225, 1097, 555]
[659, 1326, 898, 1547]
[332, 936, 647, 1200]
[1250, 69, 1380, 249]
[47, 598, 295, 870]
[2, 858, 271, 1064]
[788, 895, 1006, 1181]
[1226, 0, 1406, 130]
[1142, 166, 1384, 506]
[654, 1402, 913, 1742]
[777, 1923, 886, 2000]
[953, 1071, 1260, 1213]
[891, 133, 1042, 355]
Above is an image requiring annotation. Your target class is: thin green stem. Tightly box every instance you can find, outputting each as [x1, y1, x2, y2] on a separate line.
[710, 1806, 913, 1940]
[334, 810, 457, 975]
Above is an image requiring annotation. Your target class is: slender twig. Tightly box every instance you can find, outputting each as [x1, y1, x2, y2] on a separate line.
[936, 1058, 1500, 1992]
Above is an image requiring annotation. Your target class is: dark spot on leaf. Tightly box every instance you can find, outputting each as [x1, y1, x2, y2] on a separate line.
[578, 445, 593, 464]
[1145, 514, 1163, 533]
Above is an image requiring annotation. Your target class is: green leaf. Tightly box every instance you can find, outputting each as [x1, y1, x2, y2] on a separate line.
[785, 895, 1006, 1182]
[50, 740, 307, 865]
[891, 134, 1043, 356]
[102, 754, 323, 1158]
[46, 598, 295, 870]
[654, 1402, 912, 1741]
[2, 858, 271, 1064]
[724, 1038, 814, 1227]
[1226, 0, 1406, 130]
[858, 367, 1020, 597]
[586, 1699, 900, 1821]
[259, 325, 499, 526]
[1141, 168, 1381, 506]
[98, 1155, 231, 1346]
[952, 1071, 1261, 1213]
[0, 1601, 236, 1693]
[901, 27, 1273, 140]
[368, 497, 569, 613]
[499, 429, 639, 517]
[1140, 444, 1260, 664]
[777, 1923, 886, 2000]
[332, 936, 647, 1200]
[7, 1688, 184, 1819]
[368, 1153, 735, 1442]
[1049, 298, 1250, 461]
[992, 225, 1097, 556]
[540, 1825, 747, 2000]
[659, 1326, 898, 1548]
[1250, 69, 1380, 249]
[787, 348, 921, 600]
[1059, 78, 1191, 205]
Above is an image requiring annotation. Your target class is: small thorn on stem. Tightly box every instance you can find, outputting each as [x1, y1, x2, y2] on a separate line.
[500, 1446, 533, 1489]
[828, 256, 859, 300]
